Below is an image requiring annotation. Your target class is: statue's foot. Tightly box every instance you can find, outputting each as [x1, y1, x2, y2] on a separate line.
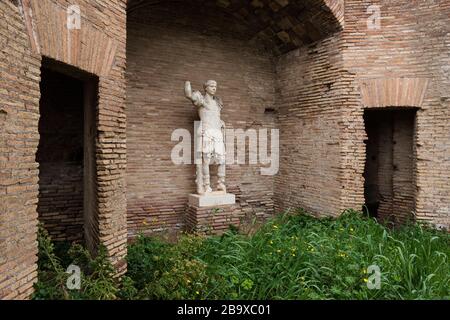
[197, 186, 205, 195]
[217, 182, 226, 193]
[205, 185, 213, 193]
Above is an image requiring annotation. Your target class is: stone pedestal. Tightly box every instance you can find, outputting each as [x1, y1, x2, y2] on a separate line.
[186, 192, 242, 235]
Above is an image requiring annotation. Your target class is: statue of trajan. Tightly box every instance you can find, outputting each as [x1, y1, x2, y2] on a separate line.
[185, 80, 226, 195]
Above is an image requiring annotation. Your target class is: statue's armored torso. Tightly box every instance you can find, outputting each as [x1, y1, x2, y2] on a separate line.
[192, 91, 222, 131]
[191, 91, 225, 158]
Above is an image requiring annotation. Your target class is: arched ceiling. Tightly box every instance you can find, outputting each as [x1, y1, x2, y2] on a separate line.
[127, 0, 343, 55]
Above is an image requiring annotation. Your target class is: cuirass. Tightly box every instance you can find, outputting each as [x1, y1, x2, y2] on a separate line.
[198, 99, 222, 131]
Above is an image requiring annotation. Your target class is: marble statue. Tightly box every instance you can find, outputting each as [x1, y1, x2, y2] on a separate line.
[185, 80, 226, 195]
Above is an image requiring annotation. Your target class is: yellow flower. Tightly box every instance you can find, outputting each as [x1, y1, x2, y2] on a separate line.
[273, 225, 279, 229]
[196, 291, 200, 295]
[363, 278, 368, 283]
[142, 220, 148, 226]
[292, 253, 296, 257]
[269, 240, 273, 245]
[277, 249, 281, 253]
[350, 228, 354, 232]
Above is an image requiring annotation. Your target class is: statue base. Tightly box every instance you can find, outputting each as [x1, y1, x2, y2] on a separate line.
[188, 191, 235, 207]
[186, 193, 242, 235]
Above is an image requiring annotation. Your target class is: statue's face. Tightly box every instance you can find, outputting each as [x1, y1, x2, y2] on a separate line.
[205, 82, 217, 95]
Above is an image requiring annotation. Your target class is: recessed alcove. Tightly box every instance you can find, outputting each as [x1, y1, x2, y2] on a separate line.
[125, 0, 343, 235]
[37, 58, 99, 248]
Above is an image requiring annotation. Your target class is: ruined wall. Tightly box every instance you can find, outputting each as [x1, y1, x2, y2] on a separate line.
[126, 3, 277, 237]
[0, 0, 41, 300]
[274, 0, 449, 227]
[279, 0, 450, 225]
[274, 33, 359, 217]
[341, 0, 450, 227]
[0, 0, 128, 299]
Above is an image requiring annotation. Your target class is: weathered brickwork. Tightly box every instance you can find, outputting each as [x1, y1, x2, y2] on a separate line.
[276, 0, 449, 228]
[340, 0, 450, 228]
[1, 0, 449, 300]
[0, 0, 41, 300]
[274, 34, 357, 216]
[128, 0, 343, 55]
[185, 204, 244, 235]
[1, 0, 128, 299]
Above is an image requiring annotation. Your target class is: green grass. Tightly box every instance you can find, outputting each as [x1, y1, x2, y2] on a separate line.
[34, 209, 450, 300]
[127, 209, 449, 300]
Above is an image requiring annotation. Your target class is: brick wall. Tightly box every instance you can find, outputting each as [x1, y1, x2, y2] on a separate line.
[274, 33, 359, 216]
[276, 0, 450, 227]
[274, 0, 449, 228]
[341, 0, 450, 228]
[0, 0, 41, 300]
[126, 2, 277, 237]
[0, 0, 128, 299]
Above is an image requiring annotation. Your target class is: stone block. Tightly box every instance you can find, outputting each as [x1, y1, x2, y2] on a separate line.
[188, 192, 236, 207]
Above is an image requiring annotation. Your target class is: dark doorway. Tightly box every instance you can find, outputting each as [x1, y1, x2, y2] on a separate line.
[37, 58, 98, 249]
[363, 108, 417, 225]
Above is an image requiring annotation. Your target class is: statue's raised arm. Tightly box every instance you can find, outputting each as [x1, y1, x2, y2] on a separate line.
[184, 81, 193, 100]
[184, 81, 204, 108]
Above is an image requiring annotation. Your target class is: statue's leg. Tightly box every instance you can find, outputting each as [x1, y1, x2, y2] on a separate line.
[217, 154, 226, 193]
[195, 162, 204, 195]
[202, 153, 212, 193]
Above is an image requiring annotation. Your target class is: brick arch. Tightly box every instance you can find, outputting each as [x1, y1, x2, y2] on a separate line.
[359, 78, 430, 108]
[127, 0, 344, 55]
[19, 0, 117, 77]
[324, 0, 344, 28]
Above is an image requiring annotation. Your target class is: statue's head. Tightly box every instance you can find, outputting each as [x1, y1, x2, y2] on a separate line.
[203, 80, 217, 96]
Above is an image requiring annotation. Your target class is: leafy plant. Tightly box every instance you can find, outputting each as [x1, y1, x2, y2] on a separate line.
[33, 226, 124, 300]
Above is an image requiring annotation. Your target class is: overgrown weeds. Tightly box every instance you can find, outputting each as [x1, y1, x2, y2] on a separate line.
[34, 210, 450, 300]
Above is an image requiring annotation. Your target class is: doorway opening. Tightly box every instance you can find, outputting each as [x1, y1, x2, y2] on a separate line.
[363, 108, 417, 225]
[37, 57, 98, 249]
